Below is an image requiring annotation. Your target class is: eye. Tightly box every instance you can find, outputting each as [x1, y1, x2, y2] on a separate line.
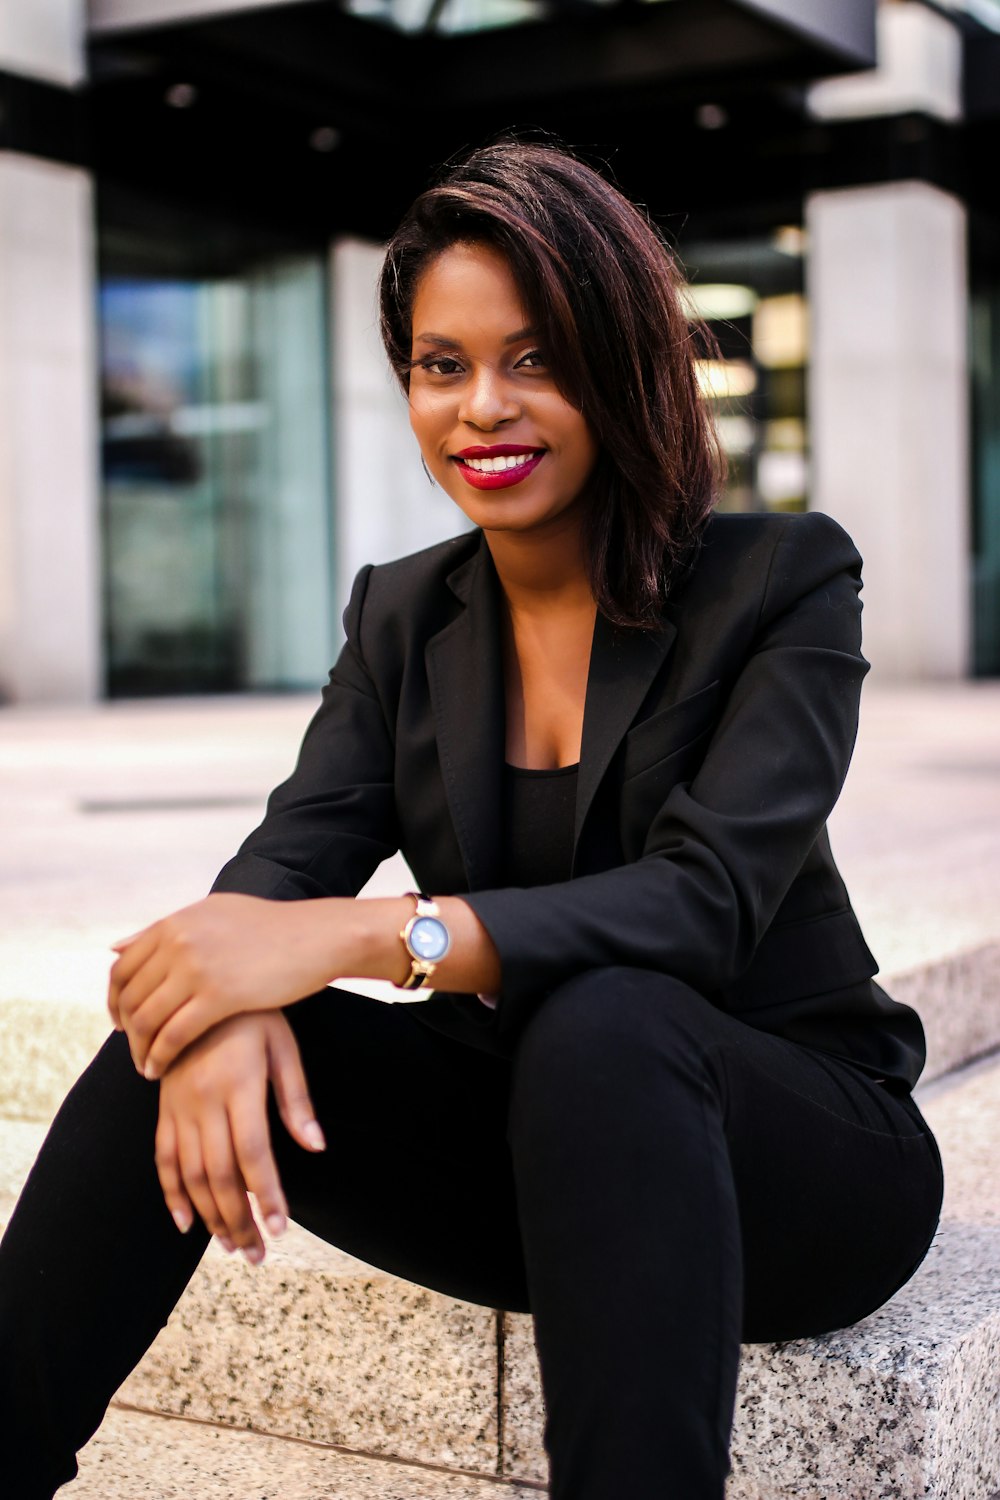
[417, 355, 464, 377]
[515, 348, 546, 369]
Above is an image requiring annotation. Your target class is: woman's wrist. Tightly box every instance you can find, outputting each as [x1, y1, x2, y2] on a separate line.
[323, 895, 414, 987]
[316, 894, 501, 995]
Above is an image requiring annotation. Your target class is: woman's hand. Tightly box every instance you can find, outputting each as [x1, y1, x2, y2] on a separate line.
[156, 1009, 326, 1264]
[109, 893, 351, 1079]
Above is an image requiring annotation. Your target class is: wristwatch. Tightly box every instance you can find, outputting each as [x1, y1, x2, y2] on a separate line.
[396, 892, 451, 991]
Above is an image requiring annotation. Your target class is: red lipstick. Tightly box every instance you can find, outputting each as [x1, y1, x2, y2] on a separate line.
[452, 444, 545, 491]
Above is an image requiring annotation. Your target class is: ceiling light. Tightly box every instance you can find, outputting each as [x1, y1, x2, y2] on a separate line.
[696, 360, 757, 400]
[695, 103, 729, 130]
[165, 83, 197, 109]
[682, 284, 759, 322]
[309, 126, 341, 153]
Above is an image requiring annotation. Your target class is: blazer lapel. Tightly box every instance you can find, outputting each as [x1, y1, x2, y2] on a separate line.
[427, 533, 678, 888]
[574, 609, 677, 860]
[426, 539, 506, 891]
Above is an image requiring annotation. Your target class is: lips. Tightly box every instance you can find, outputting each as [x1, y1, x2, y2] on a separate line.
[451, 444, 545, 491]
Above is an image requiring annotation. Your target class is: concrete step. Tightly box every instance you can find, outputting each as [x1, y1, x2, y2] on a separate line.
[4, 1056, 999, 1498]
[66, 1403, 543, 1498]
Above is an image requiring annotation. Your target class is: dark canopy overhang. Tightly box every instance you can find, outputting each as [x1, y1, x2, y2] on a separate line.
[86, 0, 881, 242]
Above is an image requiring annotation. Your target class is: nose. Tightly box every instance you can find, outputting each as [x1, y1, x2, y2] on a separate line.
[458, 363, 519, 431]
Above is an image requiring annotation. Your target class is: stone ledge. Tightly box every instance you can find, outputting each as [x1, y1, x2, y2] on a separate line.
[501, 1221, 1000, 1499]
[115, 1232, 501, 1474]
[894, 941, 1000, 1084]
[0, 998, 111, 1124]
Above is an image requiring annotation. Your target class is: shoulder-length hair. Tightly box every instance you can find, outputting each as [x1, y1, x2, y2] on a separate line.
[379, 140, 723, 628]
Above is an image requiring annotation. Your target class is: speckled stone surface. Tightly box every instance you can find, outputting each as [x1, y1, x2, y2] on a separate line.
[0, 1116, 47, 1216]
[894, 943, 1000, 1084]
[4, 1116, 507, 1485]
[0, 998, 112, 1123]
[500, 1060, 1000, 1497]
[117, 1230, 500, 1472]
[500, 1313, 544, 1482]
[0, 1119, 499, 1474]
[67, 1403, 544, 1498]
[501, 1232, 1000, 1498]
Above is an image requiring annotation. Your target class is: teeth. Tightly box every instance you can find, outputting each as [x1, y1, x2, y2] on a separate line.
[462, 453, 538, 472]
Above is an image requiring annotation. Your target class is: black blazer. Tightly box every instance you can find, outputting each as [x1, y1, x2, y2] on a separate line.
[212, 510, 924, 1088]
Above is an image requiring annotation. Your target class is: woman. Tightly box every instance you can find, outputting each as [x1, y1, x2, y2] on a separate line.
[1, 142, 943, 1500]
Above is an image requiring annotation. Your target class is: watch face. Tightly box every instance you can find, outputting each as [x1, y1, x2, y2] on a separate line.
[408, 915, 450, 963]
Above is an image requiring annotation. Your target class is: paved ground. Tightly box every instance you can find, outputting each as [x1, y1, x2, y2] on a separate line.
[1, 679, 998, 1017]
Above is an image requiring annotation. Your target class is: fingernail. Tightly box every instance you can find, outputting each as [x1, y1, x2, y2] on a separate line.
[172, 1210, 192, 1234]
[218, 1235, 236, 1253]
[265, 1212, 287, 1238]
[144, 1061, 158, 1081]
[304, 1121, 326, 1151]
[242, 1245, 264, 1266]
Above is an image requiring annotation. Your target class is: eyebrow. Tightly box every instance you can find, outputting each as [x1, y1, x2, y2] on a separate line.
[413, 326, 538, 349]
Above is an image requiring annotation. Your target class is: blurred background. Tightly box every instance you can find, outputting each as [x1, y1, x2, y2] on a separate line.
[2, 15, 999, 1487]
[1, 0, 999, 705]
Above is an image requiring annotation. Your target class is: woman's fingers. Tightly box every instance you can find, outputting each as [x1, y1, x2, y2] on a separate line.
[107, 925, 160, 1025]
[115, 948, 172, 1035]
[228, 1085, 289, 1241]
[175, 1114, 234, 1251]
[177, 1112, 263, 1261]
[267, 1018, 327, 1155]
[201, 1108, 268, 1263]
[121, 970, 191, 1074]
[153, 1108, 195, 1237]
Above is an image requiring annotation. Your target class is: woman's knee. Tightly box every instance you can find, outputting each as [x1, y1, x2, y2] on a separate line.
[520, 967, 713, 1061]
[510, 967, 721, 1130]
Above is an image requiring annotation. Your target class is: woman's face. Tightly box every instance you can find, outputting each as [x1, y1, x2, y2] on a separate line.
[407, 241, 599, 538]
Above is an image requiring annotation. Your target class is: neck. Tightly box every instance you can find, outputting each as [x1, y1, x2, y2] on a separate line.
[483, 514, 594, 618]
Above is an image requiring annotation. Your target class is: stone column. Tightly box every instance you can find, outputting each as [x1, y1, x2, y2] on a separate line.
[0, 1, 101, 702]
[806, 181, 969, 679]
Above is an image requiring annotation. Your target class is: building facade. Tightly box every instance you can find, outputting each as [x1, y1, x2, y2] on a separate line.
[1, 0, 998, 700]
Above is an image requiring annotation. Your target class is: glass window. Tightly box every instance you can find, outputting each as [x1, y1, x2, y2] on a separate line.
[99, 236, 333, 697]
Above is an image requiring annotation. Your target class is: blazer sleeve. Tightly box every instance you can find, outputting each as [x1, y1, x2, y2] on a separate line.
[462, 511, 870, 1033]
[210, 564, 399, 901]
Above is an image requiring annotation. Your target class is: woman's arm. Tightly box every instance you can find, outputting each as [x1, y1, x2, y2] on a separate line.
[110, 891, 500, 1079]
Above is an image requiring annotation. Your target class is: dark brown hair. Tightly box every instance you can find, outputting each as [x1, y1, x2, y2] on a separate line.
[379, 140, 723, 628]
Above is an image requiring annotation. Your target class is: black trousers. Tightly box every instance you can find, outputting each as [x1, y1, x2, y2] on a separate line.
[0, 969, 943, 1500]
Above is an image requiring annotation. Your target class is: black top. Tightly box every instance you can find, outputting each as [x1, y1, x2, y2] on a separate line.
[502, 762, 579, 888]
